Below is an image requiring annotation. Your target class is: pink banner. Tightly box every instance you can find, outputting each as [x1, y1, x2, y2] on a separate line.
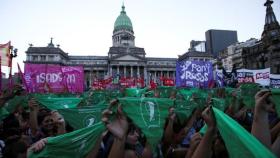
[24, 64, 84, 93]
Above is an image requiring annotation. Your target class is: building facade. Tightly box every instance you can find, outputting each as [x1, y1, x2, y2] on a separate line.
[242, 0, 280, 74]
[219, 38, 258, 71]
[190, 40, 206, 52]
[25, 5, 177, 87]
[206, 29, 238, 58]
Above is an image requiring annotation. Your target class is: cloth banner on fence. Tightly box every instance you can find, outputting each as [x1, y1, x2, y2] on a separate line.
[24, 64, 84, 93]
[28, 122, 105, 158]
[270, 74, 280, 88]
[237, 68, 270, 86]
[176, 61, 213, 88]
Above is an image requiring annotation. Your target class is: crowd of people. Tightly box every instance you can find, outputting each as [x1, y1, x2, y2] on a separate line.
[0, 83, 280, 158]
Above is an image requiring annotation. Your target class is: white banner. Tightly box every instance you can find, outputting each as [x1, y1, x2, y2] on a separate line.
[237, 68, 270, 86]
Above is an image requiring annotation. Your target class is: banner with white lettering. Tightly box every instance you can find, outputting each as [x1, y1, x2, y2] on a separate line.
[24, 64, 84, 93]
[176, 61, 213, 88]
[237, 68, 270, 86]
[270, 74, 280, 88]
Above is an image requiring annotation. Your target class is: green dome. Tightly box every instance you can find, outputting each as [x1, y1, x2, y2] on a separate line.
[114, 5, 133, 31]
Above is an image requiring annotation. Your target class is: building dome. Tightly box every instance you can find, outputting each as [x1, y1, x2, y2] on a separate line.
[114, 5, 133, 32]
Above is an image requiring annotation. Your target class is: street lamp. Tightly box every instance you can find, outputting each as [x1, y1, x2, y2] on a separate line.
[8, 45, 17, 89]
[9, 46, 18, 59]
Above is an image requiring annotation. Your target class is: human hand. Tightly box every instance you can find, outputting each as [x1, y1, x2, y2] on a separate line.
[168, 107, 176, 121]
[28, 98, 39, 112]
[255, 90, 274, 113]
[29, 138, 47, 152]
[102, 105, 128, 140]
[51, 111, 65, 127]
[202, 107, 216, 130]
[187, 132, 202, 157]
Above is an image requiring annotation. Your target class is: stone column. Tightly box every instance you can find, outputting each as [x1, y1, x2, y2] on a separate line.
[144, 67, 147, 86]
[124, 66, 127, 77]
[117, 66, 120, 75]
[161, 71, 163, 77]
[167, 71, 170, 78]
[137, 66, 140, 77]
[90, 69, 93, 86]
[110, 66, 113, 76]
[96, 71, 99, 78]
[130, 66, 133, 78]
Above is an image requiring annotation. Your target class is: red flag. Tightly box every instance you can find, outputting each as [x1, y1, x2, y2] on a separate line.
[0, 42, 11, 67]
[150, 80, 157, 89]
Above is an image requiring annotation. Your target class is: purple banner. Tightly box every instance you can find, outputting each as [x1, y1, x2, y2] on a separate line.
[176, 61, 213, 88]
[270, 74, 280, 88]
[24, 64, 84, 93]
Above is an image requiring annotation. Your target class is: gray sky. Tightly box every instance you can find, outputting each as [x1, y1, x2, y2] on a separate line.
[0, 0, 279, 74]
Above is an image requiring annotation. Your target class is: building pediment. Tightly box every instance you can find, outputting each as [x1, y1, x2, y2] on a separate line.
[111, 54, 144, 61]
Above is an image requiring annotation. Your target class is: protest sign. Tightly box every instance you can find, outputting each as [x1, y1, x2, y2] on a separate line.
[24, 64, 84, 93]
[270, 74, 280, 88]
[176, 61, 213, 88]
[237, 68, 270, 86]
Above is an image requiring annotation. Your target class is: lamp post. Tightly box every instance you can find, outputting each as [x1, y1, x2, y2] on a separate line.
[8, 45, 18, 89]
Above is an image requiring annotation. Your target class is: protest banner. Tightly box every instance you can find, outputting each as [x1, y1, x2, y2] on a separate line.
[24, 64, 84, 93]
[237, 68, 270, 86]
[270, 74, 280, 88]
[176, 61, 213, 88]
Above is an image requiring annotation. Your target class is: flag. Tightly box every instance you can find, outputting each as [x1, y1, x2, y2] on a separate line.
[28, 122, 106, 158]
[17, 63, 29, 92]
[150, 79, 157, 89]
[0, 42, 11, 67]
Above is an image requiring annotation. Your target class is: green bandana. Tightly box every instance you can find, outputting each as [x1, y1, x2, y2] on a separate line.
[28, 122, 106, 158]
[213, 107, 276, 158]
[118, 97, 173, 150]
[58, 105, 107, 130]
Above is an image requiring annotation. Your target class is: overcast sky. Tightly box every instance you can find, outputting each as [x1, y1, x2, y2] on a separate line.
[0, 0, 279, 74]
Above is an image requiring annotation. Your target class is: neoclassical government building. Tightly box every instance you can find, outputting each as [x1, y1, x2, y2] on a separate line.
[25, 5, 177, 87]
